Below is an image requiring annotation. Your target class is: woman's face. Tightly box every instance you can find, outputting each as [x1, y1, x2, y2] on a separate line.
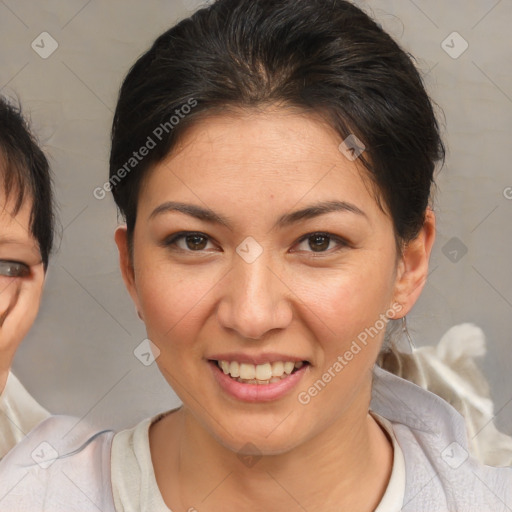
[0, 185, 45, 388]
[117, 108, 434, 454]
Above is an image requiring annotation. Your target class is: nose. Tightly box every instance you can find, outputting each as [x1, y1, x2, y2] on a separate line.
[216, 252, 293, 340]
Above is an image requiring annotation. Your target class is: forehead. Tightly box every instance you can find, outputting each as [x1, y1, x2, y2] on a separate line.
[139, 108, 382, 219]
[0, 194, 41, 264]
[0, 184, 35, 244]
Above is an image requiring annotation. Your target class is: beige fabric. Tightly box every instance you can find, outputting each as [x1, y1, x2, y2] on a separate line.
[377, 323, 512, 466]
[0, 372, 50, 459]
[371, 411, 406, 512]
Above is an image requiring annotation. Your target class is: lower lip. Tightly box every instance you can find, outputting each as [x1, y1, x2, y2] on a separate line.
[209, 361, 308, 403]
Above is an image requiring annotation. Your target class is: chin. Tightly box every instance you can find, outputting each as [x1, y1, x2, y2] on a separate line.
[203, 410, 308, 456]
[221, 431, 302, 458]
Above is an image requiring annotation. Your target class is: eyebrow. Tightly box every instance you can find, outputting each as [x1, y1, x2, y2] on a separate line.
[276, 200, 367, 227]
[149, 200, 367, 230]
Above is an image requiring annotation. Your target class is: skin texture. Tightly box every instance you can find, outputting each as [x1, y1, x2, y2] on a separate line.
[116, 107, 436, 511]
[0, 188, 45, 393]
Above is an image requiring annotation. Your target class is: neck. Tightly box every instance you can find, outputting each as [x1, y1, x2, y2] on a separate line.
[150, 385, 393, 512]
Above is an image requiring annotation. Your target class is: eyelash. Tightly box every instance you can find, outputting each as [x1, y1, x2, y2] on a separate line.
[0, 260, 30, 278]
[162, 231, 350, 255]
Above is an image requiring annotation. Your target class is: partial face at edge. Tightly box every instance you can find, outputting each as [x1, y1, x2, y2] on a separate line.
[116, 107, 434, 453]
[0, 184, 45, 387]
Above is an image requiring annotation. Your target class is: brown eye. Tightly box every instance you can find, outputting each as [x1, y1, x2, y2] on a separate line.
[308, 234, 331, 252]
[0, 260, 30, 277]
[294, 232, 349, 254]
[163, 232, 216, 252]
[184, 234, 208, 251]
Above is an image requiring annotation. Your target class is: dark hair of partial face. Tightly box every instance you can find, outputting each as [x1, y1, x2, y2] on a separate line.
[109, 0, 445, 255]
[0, 96, 55, 269]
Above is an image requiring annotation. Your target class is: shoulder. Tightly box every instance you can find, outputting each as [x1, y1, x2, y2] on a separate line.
[0, 371, 50, 458]
[371, 366, 512, 511]
[0, 414, 116, 512]
[112, 409, 175, 465]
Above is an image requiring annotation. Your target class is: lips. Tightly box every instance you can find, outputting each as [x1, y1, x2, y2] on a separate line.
[208, 356, 310, 402]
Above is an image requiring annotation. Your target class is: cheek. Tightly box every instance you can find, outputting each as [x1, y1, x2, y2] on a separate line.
[0, 278, 19, 322]
[135, 260, 216, 347]
[292, 268, 395, 415]
[0, 278, 41, 350]
[295, 258, 396, 353]
[313, 259, 393, 307]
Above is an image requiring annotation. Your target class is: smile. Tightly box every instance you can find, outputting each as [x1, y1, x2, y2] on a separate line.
[216, 360, 306, 384]
[209, 358, 310, 402]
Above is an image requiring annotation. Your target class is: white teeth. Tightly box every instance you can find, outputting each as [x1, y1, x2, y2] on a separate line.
[217, 359, 306, 384]
[255, 362, 272, 381]
[283, 362, 295, 374]
[271, 361, 284, 377]
[239, 363, 256, 380]
[220, 361, 230, 374]
[229, 361, 240, 377]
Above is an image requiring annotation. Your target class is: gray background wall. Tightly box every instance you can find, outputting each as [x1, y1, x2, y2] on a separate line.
[1, 0, 511, 434]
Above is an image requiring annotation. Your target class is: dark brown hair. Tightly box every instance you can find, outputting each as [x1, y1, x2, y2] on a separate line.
[0, 96, 55, 269]
[110, 0, 444, 248]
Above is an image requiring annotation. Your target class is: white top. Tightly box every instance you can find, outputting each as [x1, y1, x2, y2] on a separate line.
[372, 412, 406, 512]
[0, 372, 50, 459]
[111, 409, 405, 512]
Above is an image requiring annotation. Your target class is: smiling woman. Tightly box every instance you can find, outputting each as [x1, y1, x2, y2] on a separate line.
[0, 0, 511, 511]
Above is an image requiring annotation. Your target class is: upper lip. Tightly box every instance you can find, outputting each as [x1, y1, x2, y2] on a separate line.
[208, 352, 310, 365]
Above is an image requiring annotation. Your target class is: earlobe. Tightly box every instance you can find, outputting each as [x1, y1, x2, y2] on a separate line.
[392, 208, 436, 317]
[114, 226, 143, 320]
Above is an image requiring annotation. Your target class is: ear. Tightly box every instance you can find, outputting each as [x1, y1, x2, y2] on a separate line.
[114, 226, 144, 321]
[392, 208, 436, 317]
